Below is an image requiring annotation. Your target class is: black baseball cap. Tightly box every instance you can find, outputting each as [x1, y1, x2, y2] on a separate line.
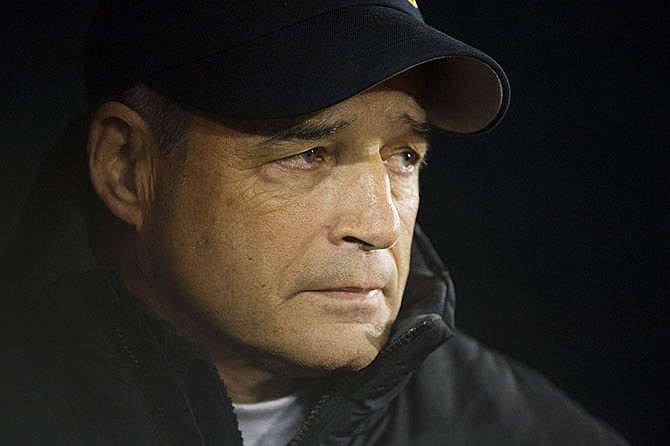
[86, 0, 510, 134]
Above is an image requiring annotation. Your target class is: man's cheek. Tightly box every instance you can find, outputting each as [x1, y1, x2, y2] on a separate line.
[226, 173, 312, 219]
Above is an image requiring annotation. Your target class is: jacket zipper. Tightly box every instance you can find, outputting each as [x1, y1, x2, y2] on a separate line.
[113, 320, 141, 366]
[288, 319, 433, 445]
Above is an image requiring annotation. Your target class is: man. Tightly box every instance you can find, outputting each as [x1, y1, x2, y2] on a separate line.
[1, 1, 627, 445]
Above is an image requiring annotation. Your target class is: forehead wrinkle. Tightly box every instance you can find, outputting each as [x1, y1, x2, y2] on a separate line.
[363, 86, 428, 136]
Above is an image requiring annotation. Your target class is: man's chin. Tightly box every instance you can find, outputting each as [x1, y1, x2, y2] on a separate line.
[262, 351, 380, 381]
[220, 318, 393, 380]
[258, 332, 389, 379]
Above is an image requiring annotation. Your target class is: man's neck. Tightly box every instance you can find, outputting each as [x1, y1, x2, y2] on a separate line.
[202, 343, 309, 404]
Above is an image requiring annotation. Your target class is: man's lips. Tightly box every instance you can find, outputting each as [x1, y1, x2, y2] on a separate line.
[304, 287, 383, 301]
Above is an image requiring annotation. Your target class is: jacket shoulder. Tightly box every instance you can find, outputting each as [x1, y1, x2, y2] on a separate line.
[396, 330, 629, 445]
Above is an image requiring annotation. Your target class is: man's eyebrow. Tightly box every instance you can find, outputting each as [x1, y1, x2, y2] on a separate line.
[249, 113, 429, 155]
[393, 112, 432, 137]
[254, 119, 351, 152]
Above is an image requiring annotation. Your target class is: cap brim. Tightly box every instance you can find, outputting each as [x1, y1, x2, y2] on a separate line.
[144, 5, 510, 135]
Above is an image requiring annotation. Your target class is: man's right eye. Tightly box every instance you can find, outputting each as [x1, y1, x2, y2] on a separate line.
[275, 147, 327, 170]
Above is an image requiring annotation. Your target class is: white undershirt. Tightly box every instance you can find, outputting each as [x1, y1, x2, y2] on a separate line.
[233, 384, 323, 446]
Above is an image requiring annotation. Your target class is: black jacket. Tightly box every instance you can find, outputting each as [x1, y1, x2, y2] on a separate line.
[1, 228, 627, 445]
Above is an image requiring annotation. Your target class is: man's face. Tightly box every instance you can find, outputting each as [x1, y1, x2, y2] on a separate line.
[138, 72, 429, 375]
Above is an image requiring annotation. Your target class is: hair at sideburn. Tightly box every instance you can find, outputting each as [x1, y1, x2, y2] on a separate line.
[118, 83, 191, 159]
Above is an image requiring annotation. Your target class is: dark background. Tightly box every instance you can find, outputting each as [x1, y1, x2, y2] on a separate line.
[2, 1, 667, 444]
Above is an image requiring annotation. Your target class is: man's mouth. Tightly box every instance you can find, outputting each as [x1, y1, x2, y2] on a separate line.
[305, 287, 383, 302]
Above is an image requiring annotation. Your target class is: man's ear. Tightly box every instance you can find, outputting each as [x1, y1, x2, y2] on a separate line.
[87, 102, 157, 229]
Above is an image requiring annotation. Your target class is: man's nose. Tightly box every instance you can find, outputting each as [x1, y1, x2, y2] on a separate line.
[328, 161, 401, 251]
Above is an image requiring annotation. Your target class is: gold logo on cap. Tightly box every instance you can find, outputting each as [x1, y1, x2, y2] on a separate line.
[407, 0, 418, 7]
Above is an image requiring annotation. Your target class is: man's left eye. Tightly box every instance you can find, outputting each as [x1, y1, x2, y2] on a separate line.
[385, 149, 424, 174]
